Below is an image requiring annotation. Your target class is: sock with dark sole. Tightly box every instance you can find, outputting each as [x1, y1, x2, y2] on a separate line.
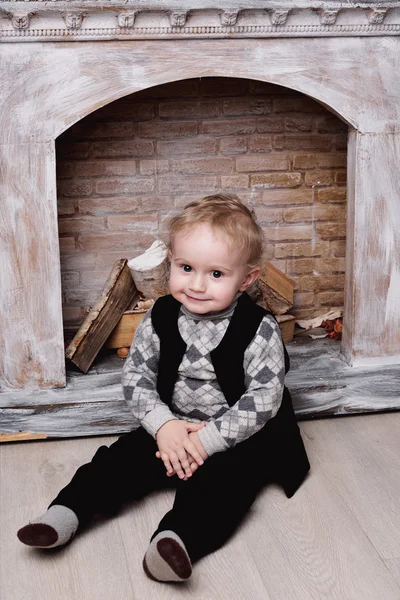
[17, 505, 79, 549]
[143, 530, 192, 582]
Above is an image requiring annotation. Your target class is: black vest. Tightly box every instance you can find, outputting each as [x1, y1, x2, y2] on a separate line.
[151, 292, 310, 498]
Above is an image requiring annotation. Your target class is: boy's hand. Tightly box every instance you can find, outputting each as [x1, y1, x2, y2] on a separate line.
[155, 420, 205, 480]
[157, 429, 209, 480]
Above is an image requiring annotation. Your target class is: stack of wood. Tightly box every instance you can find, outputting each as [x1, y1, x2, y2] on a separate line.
[65, 243, 295, 372]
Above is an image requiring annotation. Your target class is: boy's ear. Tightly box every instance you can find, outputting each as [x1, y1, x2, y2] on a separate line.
[168, 248, 172, 261]
[239, 267, 260, 291]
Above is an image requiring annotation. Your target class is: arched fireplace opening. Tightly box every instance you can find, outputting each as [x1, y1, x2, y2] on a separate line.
[56, 77, 348, 346]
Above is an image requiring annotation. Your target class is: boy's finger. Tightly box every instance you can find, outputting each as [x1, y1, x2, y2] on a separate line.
[184, 439, 204, 466]
[169, 451, 185, 479]
[176, 448, 192, 478]
[155, 451, 161, 458]
[160, 452, 173, 475]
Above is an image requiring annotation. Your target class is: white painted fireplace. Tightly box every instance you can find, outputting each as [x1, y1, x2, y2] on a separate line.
[0, 1, 399, 435]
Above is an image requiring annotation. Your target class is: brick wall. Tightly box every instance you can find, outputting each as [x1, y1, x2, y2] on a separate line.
[57, 77, 347, 336]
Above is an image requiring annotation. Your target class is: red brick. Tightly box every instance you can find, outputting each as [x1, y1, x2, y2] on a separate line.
[335, 134, 348, 151]
[139, 160, 169, 176]
[284, 205, 344, 223]
[93, 102, 155, 121]
[202, 120, 256, 136]
[201, 78, 248, 96]
[286, 258, 315, 274]
[251, 173, 301, 188]
[222, 99, 272, 116]
[95, 251, 134, 269]
[257, 117, 284, 133]
[273, 97, 326, 113]
[64, 288, 104, 307]
[316, 153, 347, 168]
[58, 199, 75, 217]
[237, 154, 289, 172]
[315, 258, 346, 273]
[157, 138, 217, 156]
[69, 121, 133, 139]
[157, 176, 218, 193]
[315, 222, 347, 239]
[78, 232, 156, 251]
[284, 116, 313, 132]
[220, 137, 248, 154]
[221, 175, 249, 189]
[61, 271, 80, 288]
[159, 101, 218, 118]
[316, 116, 348, 133]
[253, 206, 283, 225]
[292, 154, 315, 169]
[171, 157, 234, 174]
[317, 188, 347, 203]
[62, 306, 83, 325]
[137, 195, 174, 212]
[331, 240, 346, 257]
[138, 121, 198, 138]
[293, 292, 315, 307]
[92, 140, 153, 158]
[335, 171, 347, 185]
[305, 171, 333, 187]
[260, 189, 313, 205]
[58, 218, 107, 235]
[95, 178, 154, 195]
[78, 197, 140, 216]
[262, 224, 313, 242]
[248, 136, 272, 153]
[75, 161, 136, 177]
[57, 142, 90, 159]
[273, 135, 332, 151]
[290, 307, 317, 319]
[78, 271, 115, 288]
[60, 252, 97, 270]
[316, 291, 345, 305]
[298, 274, 345, 292]
[57, 162, 74, 179]
[59, 237, 76, 254]
[275, 241, 330, 258]
[107, 214, 158, 232]
[58, 180, 92, 197]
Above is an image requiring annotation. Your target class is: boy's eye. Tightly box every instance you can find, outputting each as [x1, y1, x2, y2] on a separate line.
[212, 270, 222, 278]
[182, 265, 192, 272]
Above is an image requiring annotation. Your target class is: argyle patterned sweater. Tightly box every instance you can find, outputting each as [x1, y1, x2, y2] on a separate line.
[122, 296, 285, 457]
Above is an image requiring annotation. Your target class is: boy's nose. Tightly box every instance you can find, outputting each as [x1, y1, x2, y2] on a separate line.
[188, 273, 206, 293]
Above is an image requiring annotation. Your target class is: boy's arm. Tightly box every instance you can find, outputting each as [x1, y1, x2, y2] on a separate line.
[122, 308, 178, 437]
[197, 314, 285, 457]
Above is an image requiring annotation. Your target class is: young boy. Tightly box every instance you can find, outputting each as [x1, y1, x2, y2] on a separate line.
[18, 194, 310, 583]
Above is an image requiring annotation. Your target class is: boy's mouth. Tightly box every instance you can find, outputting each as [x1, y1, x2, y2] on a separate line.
[184, 294, 210, 302]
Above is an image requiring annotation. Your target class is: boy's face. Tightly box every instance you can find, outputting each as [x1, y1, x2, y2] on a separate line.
[169, 224, 259, 314]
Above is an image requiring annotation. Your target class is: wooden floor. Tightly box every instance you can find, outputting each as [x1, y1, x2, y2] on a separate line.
[1, 412, 400, 599]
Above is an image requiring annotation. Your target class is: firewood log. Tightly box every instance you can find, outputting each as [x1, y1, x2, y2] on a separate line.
[127, 240, 169, 300]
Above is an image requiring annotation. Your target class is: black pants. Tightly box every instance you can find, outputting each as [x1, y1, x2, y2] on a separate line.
[50, 427, 273, 563]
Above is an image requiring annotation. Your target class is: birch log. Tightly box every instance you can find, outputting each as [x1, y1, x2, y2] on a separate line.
[128, 240, 169, 300]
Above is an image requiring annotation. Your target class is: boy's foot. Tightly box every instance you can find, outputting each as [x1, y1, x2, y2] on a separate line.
[17, 505, 79, 549]
[143, 530, 192, 582]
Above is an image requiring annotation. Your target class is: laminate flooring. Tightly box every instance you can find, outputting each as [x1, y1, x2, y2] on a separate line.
[1, 412, 400, 600]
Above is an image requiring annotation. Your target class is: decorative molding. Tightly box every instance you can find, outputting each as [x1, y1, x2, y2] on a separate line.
[63, 12, 85, 29]
[116, 11, 137, 29]
[168, 11, 187, 27]
[220, 11, 240, 26]
[366, 8, 388, 23]
[0, 5, 399, 41]
[270, 10, 290, 26]
[11, 11, 31, 30]
[319, 9, 340, 25]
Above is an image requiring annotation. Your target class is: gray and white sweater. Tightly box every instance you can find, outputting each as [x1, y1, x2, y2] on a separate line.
[122, 297, 285, 457]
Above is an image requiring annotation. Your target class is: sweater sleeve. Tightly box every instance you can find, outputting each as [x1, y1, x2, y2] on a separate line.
[122, 308, 177, 437]
[197, 314, 285, 457]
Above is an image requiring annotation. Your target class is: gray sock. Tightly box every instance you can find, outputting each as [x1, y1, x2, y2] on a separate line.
[17, 505, 79, 548]
[143, 530, 192, 582]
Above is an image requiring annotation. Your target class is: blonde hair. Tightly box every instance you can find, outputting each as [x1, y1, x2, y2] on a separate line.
[168, 194, 264, 267]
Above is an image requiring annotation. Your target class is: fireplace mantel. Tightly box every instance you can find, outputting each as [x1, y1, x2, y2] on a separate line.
[0, 0, 399, 404]
[1, 1, 400, 42]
